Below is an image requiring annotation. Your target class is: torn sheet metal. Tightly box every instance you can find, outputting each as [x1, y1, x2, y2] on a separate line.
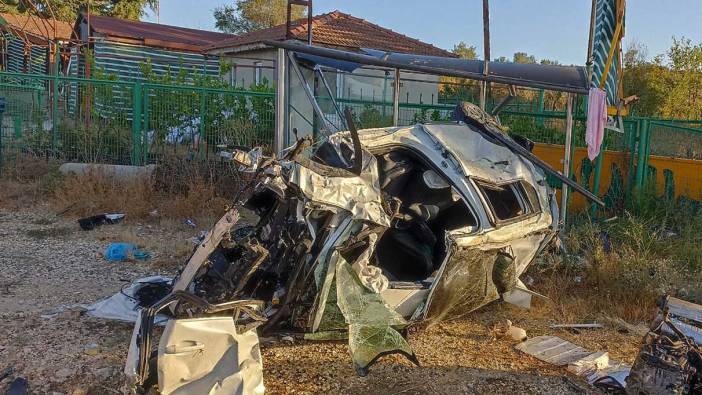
[285, 158, 390, 227]
[517, 336, 630, 389]
[626, 296, 702, 394]
[158, 317, 264, 395]
[86, 276, 171, 323]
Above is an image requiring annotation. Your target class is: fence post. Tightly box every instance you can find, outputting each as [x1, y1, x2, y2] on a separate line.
[635, 119, 649, 189]
[142, 87, 150, 164]
[0, 97, 4, 176]
[52, 44, 60, 154]
[131, 81, 143, 166]
[625, 119, 640, 199]
[590, 136, 606, 217]
[199, 88, 207, 158]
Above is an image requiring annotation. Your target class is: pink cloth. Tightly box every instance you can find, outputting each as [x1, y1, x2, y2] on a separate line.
[585, 87, 607, 161]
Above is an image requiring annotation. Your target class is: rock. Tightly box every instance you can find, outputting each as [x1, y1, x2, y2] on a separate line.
[281, 335, 294, 344]
[506, 325, 528, 342]
[55, 367, 74, 381]
[94, 366, 114, 381]
[83, 343, 100, 356]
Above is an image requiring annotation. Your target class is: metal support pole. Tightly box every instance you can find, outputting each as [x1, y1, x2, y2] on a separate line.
[636, 119, 652, 188]
[480, 0, 490, 111]
[199, 88, 207, 158]
[315, 66, 345, 130]
[51, 42, 59, 153]
[275, 48, 287, 155]
[392, 68, 400, 126]
[287, 52, 332, 134]
[560, 94, 574, 227]
[590, 133, 606, 217]
[131, 81, 143, 166]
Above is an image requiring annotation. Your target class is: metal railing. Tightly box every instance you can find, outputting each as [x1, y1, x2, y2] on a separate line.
[0, 71, 275, 168]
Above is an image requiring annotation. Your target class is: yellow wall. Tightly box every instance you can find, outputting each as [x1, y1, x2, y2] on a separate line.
[532, 143, 702, 211]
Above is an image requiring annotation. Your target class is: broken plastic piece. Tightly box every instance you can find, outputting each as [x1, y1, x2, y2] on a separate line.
[78, 213, 125, 230]
[104, 243, 151, 262]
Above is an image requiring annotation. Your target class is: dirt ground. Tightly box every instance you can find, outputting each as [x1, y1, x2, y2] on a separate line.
[0, 206, 644, 394]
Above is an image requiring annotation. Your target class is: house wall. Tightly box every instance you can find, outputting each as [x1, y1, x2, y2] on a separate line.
[0, 32, 48, 73]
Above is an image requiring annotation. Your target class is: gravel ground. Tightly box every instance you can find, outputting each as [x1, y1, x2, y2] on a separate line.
[0, 207, 642, 394]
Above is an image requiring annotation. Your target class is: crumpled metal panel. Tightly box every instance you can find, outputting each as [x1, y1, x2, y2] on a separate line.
[334, 255, 416, 371]
[424, 247, 500, 322]
[158, 317, 264, 395]
[285, 159, 390, 226]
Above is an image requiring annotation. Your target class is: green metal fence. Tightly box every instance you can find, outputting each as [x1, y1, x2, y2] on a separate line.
[0, 71, 275, 170]
[3, 70, 702, 209]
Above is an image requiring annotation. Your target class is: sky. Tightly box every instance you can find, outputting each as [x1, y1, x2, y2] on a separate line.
[143, 0, 702, 65]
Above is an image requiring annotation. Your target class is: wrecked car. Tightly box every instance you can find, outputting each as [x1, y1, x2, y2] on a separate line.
[124, 103, 564, 394]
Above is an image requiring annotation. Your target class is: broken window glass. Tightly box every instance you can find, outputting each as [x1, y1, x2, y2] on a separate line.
[476, 180, 540, 223]
[334, 254, 418, 373]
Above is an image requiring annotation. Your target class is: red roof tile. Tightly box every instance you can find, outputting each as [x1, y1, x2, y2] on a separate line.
[0, 13, 73, 43]
[81, 13, 234, 53]
[208, 10, 455, 58]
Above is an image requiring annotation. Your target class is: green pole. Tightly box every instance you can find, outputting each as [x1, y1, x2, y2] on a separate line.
[537, 88, 545, 127]
[0, 98, 4, 177]
[625, 119, 639, 199]
[199, 88, 206, 158]
[131, 81, 142, 165]
[382, 71, 388, 117]
[635, 119, 649, 188]
[142, 88, 149, 164]
[52, 42, 60, 153]
[590, 136, 606, 217]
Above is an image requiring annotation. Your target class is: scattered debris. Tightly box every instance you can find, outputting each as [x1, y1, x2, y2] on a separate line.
[104, 243, 151, 262]
[491, 319, 527, 342]
[626, 296, 702, 394]
[86, 276, 171, 322]
[4, 377, 28, 395]
[77, 213, 125, 231]
[550, 323, 604, 330]
[184, 218, 197, 228]
[516, 336, 630, 390]
[83, 343, 100, 356]
[0, 367, 12, 382]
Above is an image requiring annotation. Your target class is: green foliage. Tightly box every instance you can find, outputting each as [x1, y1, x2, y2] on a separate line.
[513, 52, 537, 64]
[452, 42, 477, 60]
[214, 0, 306, 34]
[356, 104, 392, 128]
[9, 0, 156, 22]
[624, 37, 702, 119]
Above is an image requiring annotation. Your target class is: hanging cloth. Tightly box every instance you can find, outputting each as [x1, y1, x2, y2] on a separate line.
[586, 87, 608, 161]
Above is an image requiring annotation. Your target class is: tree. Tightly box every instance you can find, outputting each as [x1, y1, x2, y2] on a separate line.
[540, 59, 561, 66]
[452, 41, 477, 60]
[494, 56, 510, 63]
[6, 0, 157, 22]
[438, 41, 479, 103]
[214, 0, 306, 34]
[513, 52, 537, 64]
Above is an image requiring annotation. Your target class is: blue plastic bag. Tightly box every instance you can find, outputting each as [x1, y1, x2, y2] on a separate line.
[105, 243, 150, 262]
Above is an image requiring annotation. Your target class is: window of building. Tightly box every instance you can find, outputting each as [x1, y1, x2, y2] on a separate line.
[228, 64, 237, 87]
[254, 61, 262, 85]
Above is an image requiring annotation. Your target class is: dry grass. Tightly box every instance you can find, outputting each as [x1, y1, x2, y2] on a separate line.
[1, 155, 240, 225]
[530, 209, 702, 324]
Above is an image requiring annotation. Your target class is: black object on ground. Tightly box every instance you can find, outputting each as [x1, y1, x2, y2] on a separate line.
[78, 213, 126, 231]
[5, 377, 28, 395]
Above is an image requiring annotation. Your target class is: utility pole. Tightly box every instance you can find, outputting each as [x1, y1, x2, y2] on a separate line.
[480, 0, 490, 111]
